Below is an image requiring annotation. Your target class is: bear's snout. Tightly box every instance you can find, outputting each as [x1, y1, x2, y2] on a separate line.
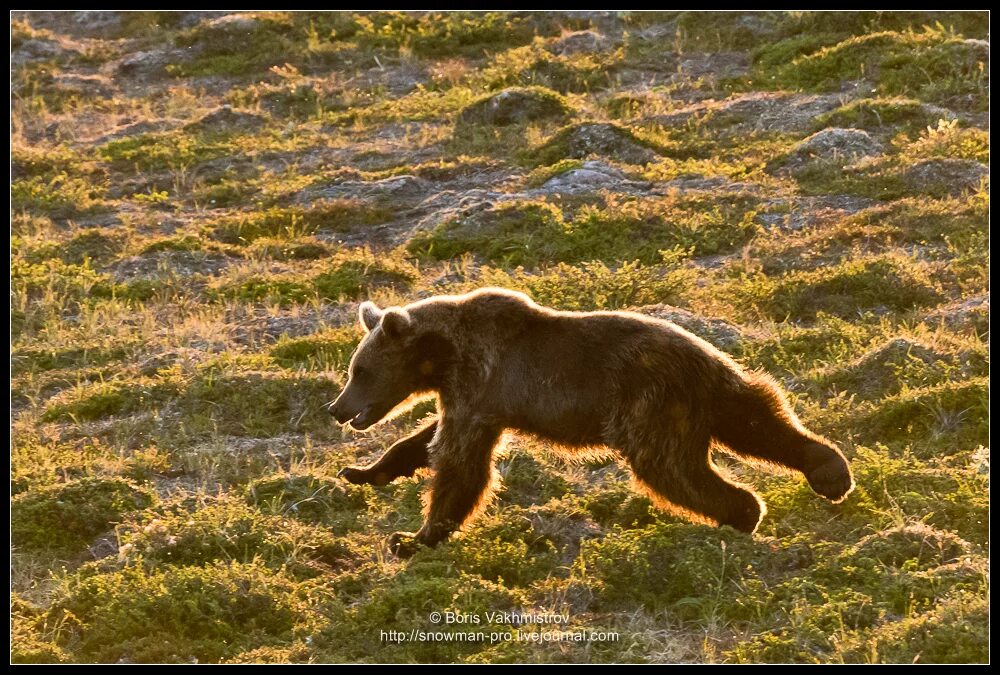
[327, 397, 375, 429]
[326, 399, 351, 424]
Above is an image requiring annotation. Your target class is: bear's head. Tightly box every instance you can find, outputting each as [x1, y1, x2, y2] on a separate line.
[327, 300, 452, 430]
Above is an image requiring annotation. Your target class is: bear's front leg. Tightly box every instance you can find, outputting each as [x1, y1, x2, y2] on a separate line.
[389, 419, 502, 558]
[339, 419, 437, 486]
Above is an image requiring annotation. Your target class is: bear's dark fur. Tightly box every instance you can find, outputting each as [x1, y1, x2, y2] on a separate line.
[328, 288, 854, 557]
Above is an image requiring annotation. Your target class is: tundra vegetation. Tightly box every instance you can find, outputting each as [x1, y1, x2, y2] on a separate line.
[10, 11, 988, 664]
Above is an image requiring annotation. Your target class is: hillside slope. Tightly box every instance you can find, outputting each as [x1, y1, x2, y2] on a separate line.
[11, 11, 989, 664]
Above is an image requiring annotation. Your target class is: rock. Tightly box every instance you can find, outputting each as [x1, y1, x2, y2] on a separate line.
[548, 30, 612, 55]
[11, 38, 75, 66]
[351, 64, 426, 98]
[184, 105, 267, 135]
[774, 128, 884, 173]
[676, 52, 751, 80]
[199, 13, 265, 39]
[456, 87, 572, 129]
[90, 119, 183, 145]
[538, 122, 660, 165]
[921, 294, 989, 336]
[531, 160, 654, 196]
[117, 49, 179, 78]
[653, 92, 842, 133]
[107, 251, 232, 283]
[70, 11, 123, 37]
[900, 159, 989, 196]
[51, 74, 116, 99]
[411, 189, 515, 234]
[176, 12, 230, 29]
[298, 175, 430, 207]
[636, 305, 748, 352]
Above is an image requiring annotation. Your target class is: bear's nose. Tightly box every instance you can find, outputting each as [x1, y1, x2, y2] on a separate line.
[326, 401, 341, 419]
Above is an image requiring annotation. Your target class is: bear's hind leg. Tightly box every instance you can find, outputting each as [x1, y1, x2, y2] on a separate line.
[339, 419, 436, 486]
[626, 440, 765, 534]
[713, 374, 854, 503]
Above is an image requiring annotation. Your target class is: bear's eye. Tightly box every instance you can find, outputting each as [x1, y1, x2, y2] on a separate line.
[352, 366, 369, 382]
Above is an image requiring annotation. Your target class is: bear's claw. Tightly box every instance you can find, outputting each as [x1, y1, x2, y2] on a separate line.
[388, 531, 422, 558]
[337, 466, 369, 485]
[807, 457, 855, 503]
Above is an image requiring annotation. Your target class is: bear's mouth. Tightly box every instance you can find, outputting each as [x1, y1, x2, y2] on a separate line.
[347, 406, 375, 430]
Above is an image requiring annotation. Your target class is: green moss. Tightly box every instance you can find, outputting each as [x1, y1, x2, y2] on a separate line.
[674, 11, 783, 51]
[118, 498, 354, 577]
[99, 131, 236, 172]
[195, 179, 260, 208]
[42, 379, 178, 423]
[410, 194, 758, 266]
[312, 257, 416, 300]
[209, 200, 392, 245]
[178, 371, 341, 437]
[246, 473, 371, 533]
[530, 122, 668, 166]
[483, 47, 612, 94]
[50, 561, 301, 663]
[12, 144, 84, 179]
[725, 255, 944, 321]
[140, 235, 204, 254]
[582, 481, 659, 530]
[579, 522, 786, 619]
[59, 229, 124, 265]
[249, 237, 333, 261]
[271, 327, 362, 371]
[449, 510, 561, 586]
[848, 378, 988, 454]
[455, 86, 573, 129]
[813, 97, 955, 135]
[497, 451, 574, 507]
[764, 29, 988, 110]
[11, 174, 109, 218]
[470, 259, 691, 311]
[319, 560, 519, 662]
[839, 591, 987, 663]
[353, 11, 571, 58]
[901, 120, 989, 163]
[12, 477, 155, 552]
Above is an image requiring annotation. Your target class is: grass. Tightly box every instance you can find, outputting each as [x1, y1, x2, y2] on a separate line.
[10, 10, 989, 665]
[755, 28, 989, 111]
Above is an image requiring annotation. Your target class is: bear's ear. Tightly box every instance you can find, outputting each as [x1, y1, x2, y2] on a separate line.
[359, 301, 383, 332]
[380, 308, 412, 340]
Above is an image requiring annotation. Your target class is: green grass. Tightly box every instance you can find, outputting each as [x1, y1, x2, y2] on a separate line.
[10, 10, 989, 665]
[758, 28, 989, 111]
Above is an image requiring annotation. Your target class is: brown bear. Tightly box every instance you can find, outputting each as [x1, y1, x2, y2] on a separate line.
[328, 288, 854, 557]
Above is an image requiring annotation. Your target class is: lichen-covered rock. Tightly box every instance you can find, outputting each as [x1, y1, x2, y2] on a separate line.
[921, 294, 989, 335]
[535, 122, 661, 165]
[770, 128, 884, 174]
[900, 158, 989, 196]
[456, 87, 573, 129]
[793, 128, 883, 162]
[116, 48, 183, 78]
[653, 91, 842, 133]
[184, 105, 267, 135]
[534, 160, 646, 195]
[548, 30, 612, 55]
